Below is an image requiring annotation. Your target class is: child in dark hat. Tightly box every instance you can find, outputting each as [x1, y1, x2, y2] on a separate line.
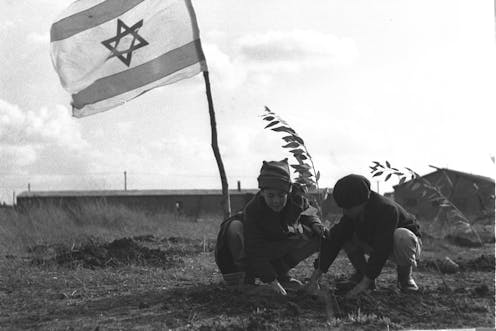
[215, 159, 326, 295]
[305, 174, 422, 297]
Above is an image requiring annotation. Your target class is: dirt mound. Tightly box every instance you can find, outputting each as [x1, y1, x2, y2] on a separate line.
[459, 254, 495, 271]
[130, 235, 216, 254]
[445, 234, 483, 247]
[32, 238, 184, 269]
[159, 236, 216, 255]
[444, 225, 495, 247]
[418, 254, 495, 273]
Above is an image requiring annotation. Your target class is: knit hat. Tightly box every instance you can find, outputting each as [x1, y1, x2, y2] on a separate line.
[333, 174, 371, 208]
[257, 159, 291, 192]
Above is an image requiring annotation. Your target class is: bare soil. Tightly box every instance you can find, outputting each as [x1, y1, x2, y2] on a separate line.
[0, 234, 494, 330]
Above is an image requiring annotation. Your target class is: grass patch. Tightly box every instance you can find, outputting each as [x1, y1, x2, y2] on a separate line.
[0, 204, 220, 256]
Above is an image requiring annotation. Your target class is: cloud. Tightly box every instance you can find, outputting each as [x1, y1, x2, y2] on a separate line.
[145, 136, 215, 173]
[0, 100, 86, 148]
[203, 44, 247, 89]
[116, 121, 133, 134]
[0, 99, 90, 175]
[0, 145, 37, 169]
[26, 32, 49, 44]
[235, 30, 359, 71]
[203, 29, 359, 90]
[0, 20, 15, 32]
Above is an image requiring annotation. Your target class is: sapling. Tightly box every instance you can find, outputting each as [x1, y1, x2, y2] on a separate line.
[261, 106, 329, 215]
[261, 106, 337, 313]
[369, 161, 483, 245]
[370, 161, 472, 314]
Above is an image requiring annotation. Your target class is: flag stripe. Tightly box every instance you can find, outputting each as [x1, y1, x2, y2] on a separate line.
[51, 0, 145, 41]
[72, 39, 204, 109]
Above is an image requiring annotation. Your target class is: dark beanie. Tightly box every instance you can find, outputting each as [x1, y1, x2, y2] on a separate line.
[333, 174, 371, 208]
[257, 159, 291, 192]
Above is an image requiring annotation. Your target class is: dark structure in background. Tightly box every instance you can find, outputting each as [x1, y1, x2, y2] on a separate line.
[17, 189, 257, 218]
[393, 167, 495, 221]
[16, 188, 343, 219]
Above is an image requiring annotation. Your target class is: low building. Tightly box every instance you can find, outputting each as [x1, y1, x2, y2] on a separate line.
[16, 189, 258, 218]
[16, 188, 342, 220]
[393, 167, 495, 221]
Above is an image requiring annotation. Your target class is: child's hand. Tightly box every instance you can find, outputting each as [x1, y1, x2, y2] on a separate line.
[345, 276, 372, 298]
[270, 280, 287, 296]
[304, 279, 320, 296]
[311, 223, 327, 238]
[304, 269, 323, 295]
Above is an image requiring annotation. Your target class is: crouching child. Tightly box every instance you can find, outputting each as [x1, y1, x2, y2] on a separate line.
[307, 174, 422, 297]
[215, 159, 326, 295]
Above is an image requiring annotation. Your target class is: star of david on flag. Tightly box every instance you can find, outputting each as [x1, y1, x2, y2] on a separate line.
[101, 19, 149, 67]
[50, 0, 207, 117]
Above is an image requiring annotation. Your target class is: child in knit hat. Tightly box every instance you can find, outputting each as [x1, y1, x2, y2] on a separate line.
[215, 159, 326, 295]
[305, 174, 422, 297]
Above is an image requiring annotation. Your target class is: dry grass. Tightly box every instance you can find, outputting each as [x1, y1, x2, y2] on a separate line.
[0, 204, 220, 256]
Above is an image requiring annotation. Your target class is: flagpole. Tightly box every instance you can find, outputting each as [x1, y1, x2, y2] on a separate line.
[203, 70, 231, 218]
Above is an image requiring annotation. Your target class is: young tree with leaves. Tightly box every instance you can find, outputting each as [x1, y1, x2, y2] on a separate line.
[261, 106, 329, 215]
[369, 162, 486, 244]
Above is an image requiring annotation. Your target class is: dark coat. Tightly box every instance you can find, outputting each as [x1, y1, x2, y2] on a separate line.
[318, 191, 420, 279]
[243, 191, 321, 282]
[214, 212, 244, 274]
[214, 190, 322, 281]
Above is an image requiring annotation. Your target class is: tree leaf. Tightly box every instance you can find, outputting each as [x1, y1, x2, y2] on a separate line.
[294, 154, 308, 161]
[386, 160, 391, 168]
[373, 161, 384, 168]
[411, 183, 421, 191]
[264, 121, 279, 129]
[291, 164, 311, 170]
[296, 176, 315, 185]
[323, 187, 329, 200]
[283, 135, 296, 142]
[282, 142, 299, 148]
[428, 193, 438, 200]
[289, 148, 305, 155]
[385, 174, 392, 182]
[292, 135, 304, 145]
[296, 177, 316, 190]
[295, 170, 313, 178]
[399, 177, 407, 184]
[263, 116, 275, 121]
[372, 171, 383, 177]
[271, 126, 296, 134]
[421, 181, 432, 190]
[316, 171, 321, 181]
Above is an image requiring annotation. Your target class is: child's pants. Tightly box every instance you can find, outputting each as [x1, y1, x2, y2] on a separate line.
[343, 227, 421, 269]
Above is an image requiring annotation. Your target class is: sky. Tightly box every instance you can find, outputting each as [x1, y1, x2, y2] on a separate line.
[0, 0, 495, 204]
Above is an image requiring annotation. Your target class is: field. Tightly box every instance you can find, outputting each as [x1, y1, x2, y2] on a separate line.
[0, 205, 494, 330]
